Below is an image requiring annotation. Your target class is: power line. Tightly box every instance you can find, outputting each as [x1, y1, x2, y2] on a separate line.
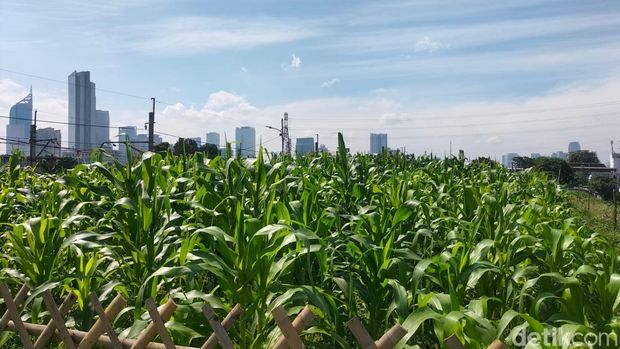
[290, 111, 619, 131]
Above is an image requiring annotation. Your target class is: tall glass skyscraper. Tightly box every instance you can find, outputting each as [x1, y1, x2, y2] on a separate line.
[369, 133, 388, 154]
[6, 87, 33, 155]
[235, 126, 256, 157]
[295, 137, 315, 154]
[68, 71, 96, 151]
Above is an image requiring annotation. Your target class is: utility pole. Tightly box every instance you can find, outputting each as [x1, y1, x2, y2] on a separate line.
[281, 118, 284, 154]
[30, 109, 37, 163]
[315, 134, 319, 153]
[148, 98, 155, 151]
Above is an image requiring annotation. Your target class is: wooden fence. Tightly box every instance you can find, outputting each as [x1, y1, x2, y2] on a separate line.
[0, 282, 508, 349]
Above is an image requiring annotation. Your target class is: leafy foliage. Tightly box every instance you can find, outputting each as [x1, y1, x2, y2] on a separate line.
[0, 142, 618, 348]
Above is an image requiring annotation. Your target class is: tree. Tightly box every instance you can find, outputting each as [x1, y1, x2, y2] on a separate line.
[173, 138, 198, 155]
[532, 157, 574, 184]
[470, 157, 498, 167]
[199, 143, 220, 159]
[588, 176, 618, 201]
[154, 142, 171, 154]
[512, 156, 535, 169]
[568, 150, 600, 164]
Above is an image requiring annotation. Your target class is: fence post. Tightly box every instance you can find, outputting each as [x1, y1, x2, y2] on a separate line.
[444, 335, 466, 349]
[79, 293, 126, 349]
[202, 304, 234, 349]
[131, 298, 177, 349]
[0, 282, 34, 349]
[201, 304, 243, 349]
[272, 305, 315, 349]
[34, 292, 76, 349]
[346, 317, 407, 349]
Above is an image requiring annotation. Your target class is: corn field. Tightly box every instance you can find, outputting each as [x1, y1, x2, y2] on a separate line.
[1, 134, 618, 348]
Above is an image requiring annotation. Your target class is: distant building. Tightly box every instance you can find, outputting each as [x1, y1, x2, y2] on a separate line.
[190, 137, 202, 147]
[369, 133, 388, 154]
[568, 141, 581, 153]
[502, 153, 519, 168]
[551, 151, 567, 160]
[295, 137, 315, 154]
[318, 144, 328, 153]
[35, 127, 61, 157]
[206, 132, 220, 147]
[68, 71, 96, 151]
[610, 141, 620, 178]
[235, 126, 256, 157]
[116, 126, 160, 163]
[92, 109, 110, 148]
[6, 88, 33, 155]
[530, 153, 541, 159]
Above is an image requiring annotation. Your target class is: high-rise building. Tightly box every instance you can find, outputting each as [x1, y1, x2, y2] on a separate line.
[551, 151, 567, 160]
[116, 126, 161, 163]
[530, 153, 541, 159]
[568, 142, 581, 153]
[5, 88, 33, 155]
[369, 133, 388, 154]
[295, 137, 315, 154]
[191, 137, 202, 147]
[235, 126, 256, 157]
[502, 153, 519, 168]
[35, 127, 62, 157]
[92, 109, 110, 148]
[206, 132, 220, 147]
[68, 71, 96, 151]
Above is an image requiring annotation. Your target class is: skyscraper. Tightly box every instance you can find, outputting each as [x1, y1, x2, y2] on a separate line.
[369, 133, 388, 154]
[235, 126, 256, 157]
[568, 141, 581, 153]
[5, 87, 33, 155]
[206, 132, 220, 147]
[191, 137, 202, 147]
[68, 71, 96, 151]
[295, 137, 314, 154]
[36, 127, 62, 157]
[92, 109, 110, 148]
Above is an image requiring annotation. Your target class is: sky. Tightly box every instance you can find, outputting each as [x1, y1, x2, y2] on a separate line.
[1, 0, 620, 161]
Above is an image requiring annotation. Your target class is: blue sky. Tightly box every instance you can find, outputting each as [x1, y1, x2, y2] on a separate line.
[1, 0, 620, 159]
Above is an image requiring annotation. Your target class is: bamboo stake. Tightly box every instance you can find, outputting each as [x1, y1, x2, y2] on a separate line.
[0, 284, 29, 332]
[201, 304, 243, 349]
[202, 304, 234, 349]
[487, 340, 509, 349]
[272, 306, 304, 349]
[375, 324, 407, 349]
[7, 321, 198, 349]
[40, 290, 76, 349]
[131, 299, 177, 349]
[346, 317, 377, 349]
[88, 292, 123, 349]
[79, 293, 126, 349]
[272, 305, 315, 349]
[0, 283, 34, 349]
[34, 292, 76, 349]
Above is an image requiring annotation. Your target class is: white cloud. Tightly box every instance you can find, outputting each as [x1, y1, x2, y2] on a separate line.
[240, 67, 248, 73]
[291, 54, 302, 69]
[321, 78, 340, 87]
[414, 36, 450, 53]
[122, 17, 316, 54]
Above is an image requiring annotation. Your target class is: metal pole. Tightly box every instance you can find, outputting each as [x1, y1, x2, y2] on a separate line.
[614, 182, 618, 230]
[281, 118, 284, 154]
[315, 134, 319, 153]
[30, 110, 37, 163]
[148, 98, 155, 151]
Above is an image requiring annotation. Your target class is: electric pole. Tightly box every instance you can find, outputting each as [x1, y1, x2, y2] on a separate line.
[315, 134, 319, 153]
[148, 97, 155, 151]
[30, 109, 37, 163]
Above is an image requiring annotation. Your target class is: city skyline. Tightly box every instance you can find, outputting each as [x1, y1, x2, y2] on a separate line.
[1, 1, 620, 159]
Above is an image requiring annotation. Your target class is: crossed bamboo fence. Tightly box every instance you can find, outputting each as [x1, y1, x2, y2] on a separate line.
[0, 282, 508, 349]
